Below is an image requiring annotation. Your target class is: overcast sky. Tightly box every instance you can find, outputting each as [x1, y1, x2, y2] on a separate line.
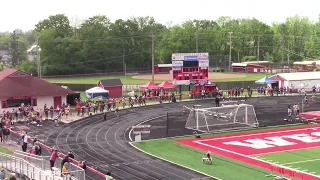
[1, 0, 320, 32]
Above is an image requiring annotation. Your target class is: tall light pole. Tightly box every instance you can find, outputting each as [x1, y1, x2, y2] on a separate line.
[151, 34, 155, 83]
[122, 47, 126, 77]
[36, 37, 41, 78]
[228, 32, 233, 71]
[257, 35, 261, 65]
[287, 43, 290, 67]
[195, 32, 199, 53]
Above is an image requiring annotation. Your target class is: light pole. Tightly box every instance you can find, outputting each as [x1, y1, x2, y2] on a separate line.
[151, 34, 155, 83]
[195, 32, 199, 53]
[228, 32, 233, 71]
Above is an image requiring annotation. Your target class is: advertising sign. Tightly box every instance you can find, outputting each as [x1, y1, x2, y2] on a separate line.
[184, 56, 198, 61]
[172, 55, 184, 61]
[172, 61, 183, 67]
[199, 60, 209, 67]
[173, 80, 190, 85]
[172, 53, 209, 61]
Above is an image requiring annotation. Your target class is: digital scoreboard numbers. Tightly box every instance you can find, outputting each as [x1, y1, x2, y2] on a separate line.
[171, 53, 209, 85]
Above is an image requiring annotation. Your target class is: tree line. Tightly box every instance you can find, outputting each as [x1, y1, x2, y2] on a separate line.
[0, 14, 320, 76]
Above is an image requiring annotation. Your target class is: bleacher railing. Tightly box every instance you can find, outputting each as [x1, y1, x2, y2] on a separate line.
[0, 152, 53, 180]
[13, 150, 85, 180]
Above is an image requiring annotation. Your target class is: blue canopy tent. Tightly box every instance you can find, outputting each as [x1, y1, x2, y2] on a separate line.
[85, 87, 109, 99]
[255, 76, 278, 84]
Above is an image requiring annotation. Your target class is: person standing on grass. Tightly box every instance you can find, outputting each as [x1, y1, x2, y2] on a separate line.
[50, 148, 58, 171]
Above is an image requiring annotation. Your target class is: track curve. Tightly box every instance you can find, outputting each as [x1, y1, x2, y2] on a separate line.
[18, 95, 320, 180]
[24, 100, 216, 180]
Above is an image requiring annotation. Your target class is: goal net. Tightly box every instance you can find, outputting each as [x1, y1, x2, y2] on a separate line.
[185, 104, 258, 132]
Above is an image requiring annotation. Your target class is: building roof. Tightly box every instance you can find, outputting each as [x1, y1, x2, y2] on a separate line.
[293, 61, 320, 65]
[243, 61, 269, 64]
[273, 71, 320, 81]
[232, 63, 247, 67]
[157, 64, 172, 68]
[0, 69, 74, 98]
[99, 79, 123, 87]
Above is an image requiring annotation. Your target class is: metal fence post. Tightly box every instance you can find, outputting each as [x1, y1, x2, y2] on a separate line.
[166, 112, 169, 138]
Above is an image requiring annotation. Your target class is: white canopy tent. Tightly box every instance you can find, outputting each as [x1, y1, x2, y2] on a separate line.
[85, 87, 109, 99]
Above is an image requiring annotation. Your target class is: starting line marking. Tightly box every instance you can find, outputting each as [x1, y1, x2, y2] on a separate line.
[282, 158, 320, 165]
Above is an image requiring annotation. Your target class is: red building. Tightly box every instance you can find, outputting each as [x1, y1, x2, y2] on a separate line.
[98, 79, 123, 98]
[0, 68, 74, 111]
[154, 64, 172, 74]
[232, 63, 265, 72]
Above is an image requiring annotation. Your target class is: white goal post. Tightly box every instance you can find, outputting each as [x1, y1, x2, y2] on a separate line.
[185, 104, 259, 132]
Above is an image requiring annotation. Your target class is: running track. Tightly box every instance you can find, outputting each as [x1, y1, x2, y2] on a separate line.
[14, 95, 320, 180]
[19, 100, 216, 180]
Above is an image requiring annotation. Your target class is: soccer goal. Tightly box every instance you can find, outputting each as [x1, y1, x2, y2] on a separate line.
[185, 104, 259, 132]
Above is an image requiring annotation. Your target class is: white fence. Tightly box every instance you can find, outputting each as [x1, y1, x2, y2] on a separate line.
[0, 151, 85, 180]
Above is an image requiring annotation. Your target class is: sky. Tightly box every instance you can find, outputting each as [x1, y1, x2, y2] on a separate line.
[1, 0, 320, 32]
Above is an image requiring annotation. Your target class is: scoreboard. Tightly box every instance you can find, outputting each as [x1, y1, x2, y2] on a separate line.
[172, 52, 209, 85]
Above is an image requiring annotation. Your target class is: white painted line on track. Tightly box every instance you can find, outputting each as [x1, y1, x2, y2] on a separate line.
[129, 142, 221, 180]
[283, 158, 320, 165]
[128, 115, 166, 142]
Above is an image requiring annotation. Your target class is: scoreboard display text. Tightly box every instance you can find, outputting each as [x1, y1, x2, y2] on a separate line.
[171, 52, 209, 85]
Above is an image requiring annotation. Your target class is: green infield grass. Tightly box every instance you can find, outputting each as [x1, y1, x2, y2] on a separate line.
[254, 147, 320, 178]
[44, 73, 271, 85]
[44, 75, 160, 84]
[132, 124, 309, 180]
[0, 145, 13, 155]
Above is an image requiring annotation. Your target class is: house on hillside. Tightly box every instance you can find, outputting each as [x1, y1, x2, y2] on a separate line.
[0, 49, 11, 66]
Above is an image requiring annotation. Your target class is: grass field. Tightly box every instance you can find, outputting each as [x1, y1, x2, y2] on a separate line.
[44, 73, 271, 84]
[254, 147, 320, 178]
[45, 75, 154, 84]
[132, 124, 320, 180]
[0, 145, 13, 155]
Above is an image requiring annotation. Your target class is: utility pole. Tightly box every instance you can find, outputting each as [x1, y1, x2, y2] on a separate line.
[122, 48, 126, 76]
[195, 32, 199, 53]
[151, 34, 155, 83]
[228, 32, 233, 71]
[287, 43, 290, 67]
[11, 30, 17, 66]
[237, 50, 240, 63]
[257, 35, 261, 65]
[36, 37, 41, 78]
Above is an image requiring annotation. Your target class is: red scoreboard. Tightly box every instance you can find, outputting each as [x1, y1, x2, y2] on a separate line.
[171, 52, 209, 85]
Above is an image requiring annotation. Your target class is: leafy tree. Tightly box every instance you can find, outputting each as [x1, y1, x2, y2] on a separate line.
[5, 14, 319, 75]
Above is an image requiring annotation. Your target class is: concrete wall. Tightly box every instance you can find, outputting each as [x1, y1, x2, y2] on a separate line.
[36, 96, 54, 110]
